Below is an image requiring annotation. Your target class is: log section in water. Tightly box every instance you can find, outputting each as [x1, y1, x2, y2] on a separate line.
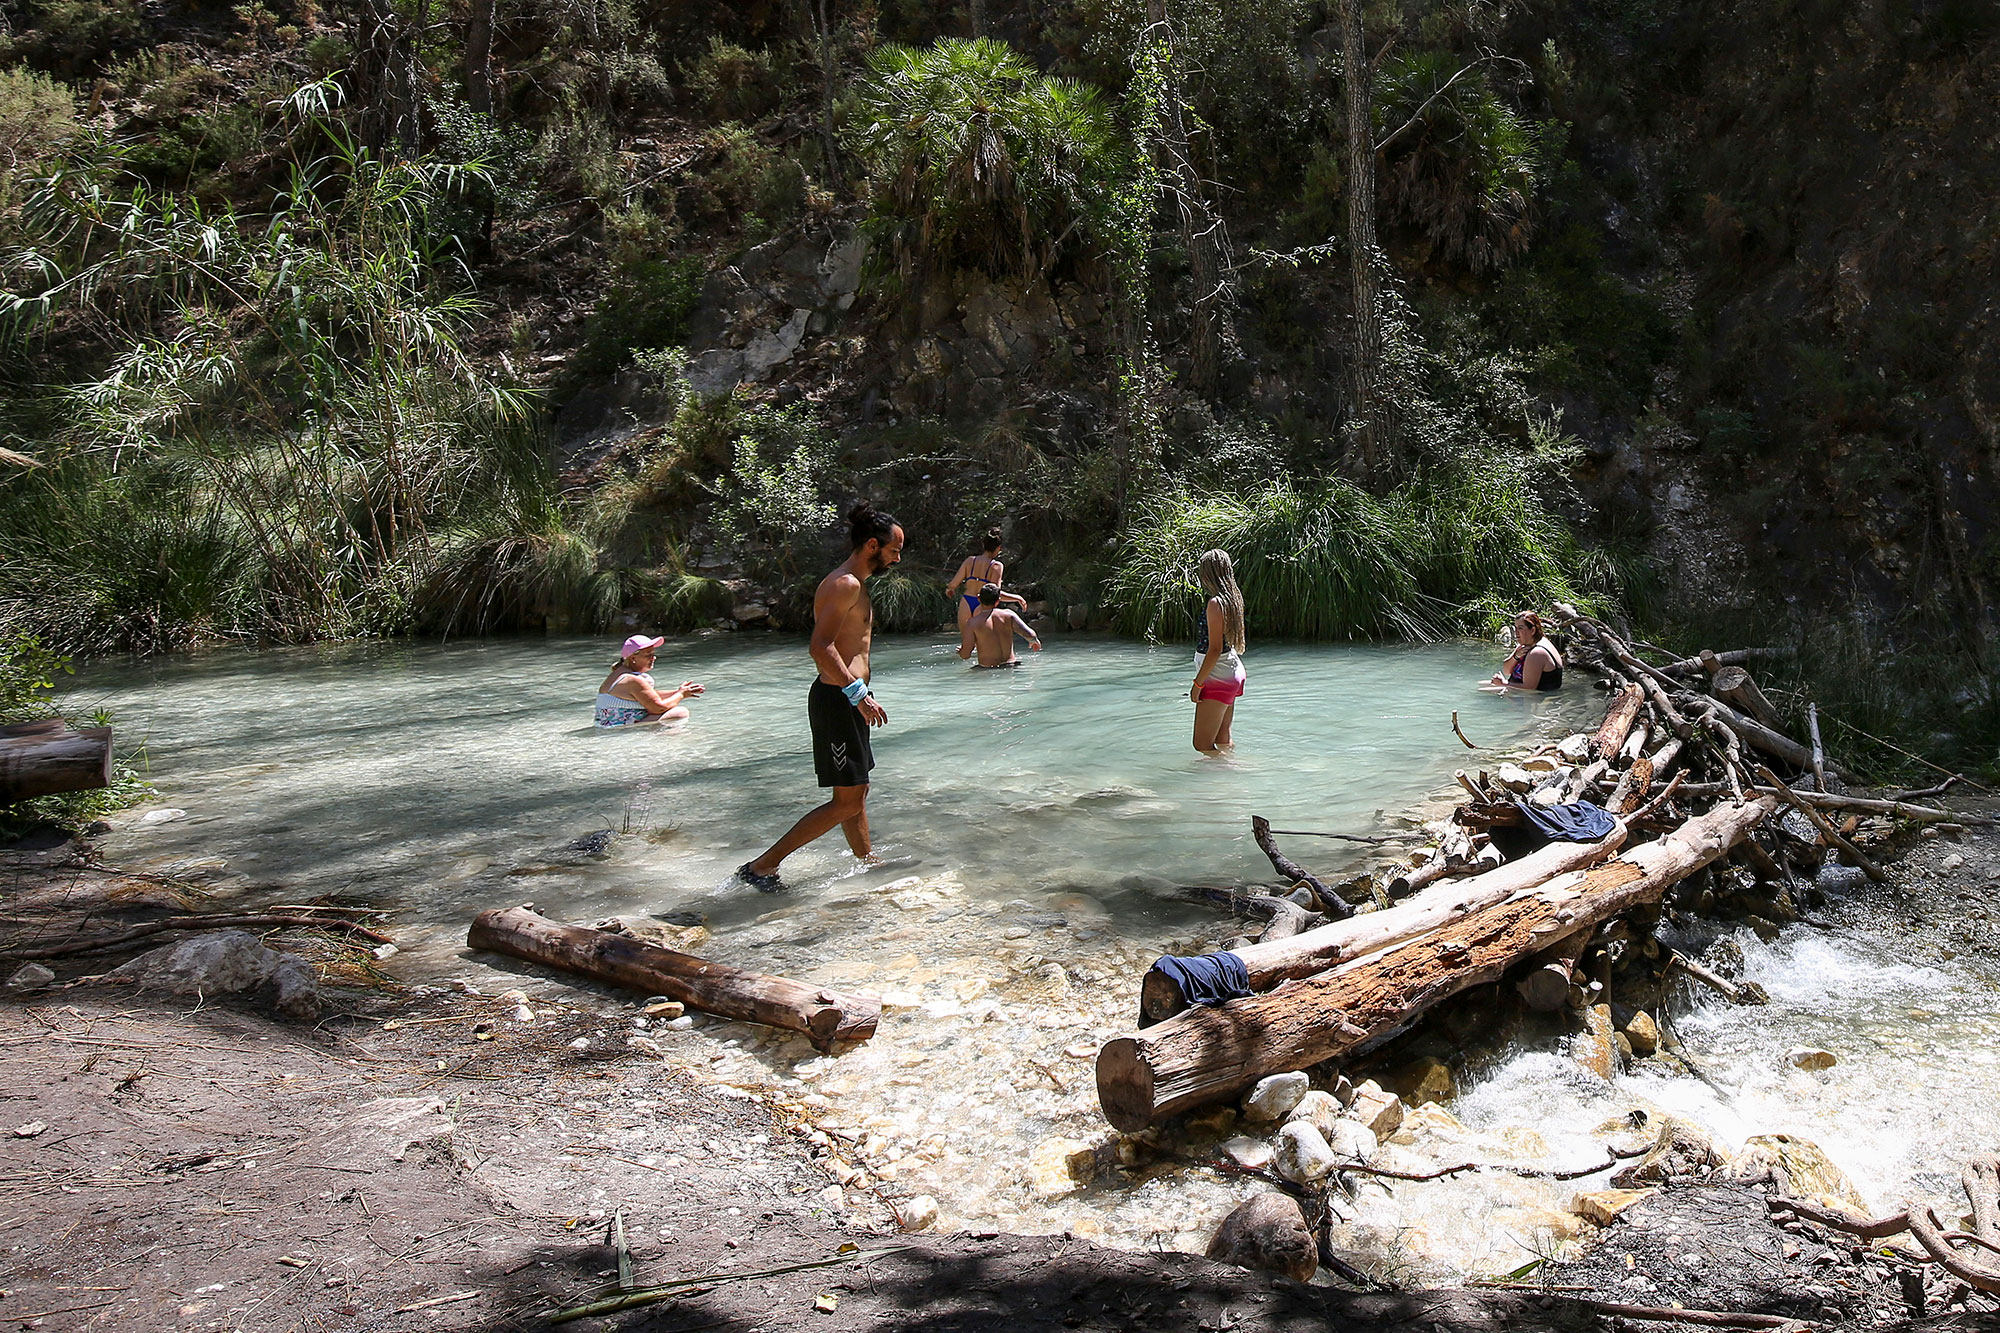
[467, 906, 880, 1051]
[1139, 825, 1630, 1023]
[1097, 798, 1775, 1131]
[0, 719, 113, 803]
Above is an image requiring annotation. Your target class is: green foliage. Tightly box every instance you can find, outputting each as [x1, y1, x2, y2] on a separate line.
[684, 35, 782, 120]
[0, 68, 82, 202]
[850, 36, 1122, 280]
[703, 408, 839, 577]
[579, 245, 705, 374]
[0, 83, 553, 653]
[1375, 52, 1542, 272]
[0, 631, 72, 724]
[1479, 224, 1672, 410]
[8, 0, 143, 74]
[1108, 463, 1613, 643]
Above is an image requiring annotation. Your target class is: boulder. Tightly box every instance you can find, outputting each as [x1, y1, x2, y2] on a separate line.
[1383, 1055, 1454, 1106]
[1573, 1187, 1657, 1227]
[1273, 1121, 1339, 1184]
[1610, 1116, 1725, 1188]
[1623, 1010, 1661, 1056]
[1028, 1137, 1098, 1199]
[1242, 1071, 1310, 1123]
[1786, 1046, 1837, 1071]
[107, 930, 320, 1020]
[1220, 1136, 1275, 1171]
[1205, 1192, 1317, 1283]
[1731, 1133, 1866, 1212]
[1347, 1080, 1405, 1138]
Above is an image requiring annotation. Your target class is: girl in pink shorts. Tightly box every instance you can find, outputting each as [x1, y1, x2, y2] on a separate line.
[1189, 549, 1247, 753]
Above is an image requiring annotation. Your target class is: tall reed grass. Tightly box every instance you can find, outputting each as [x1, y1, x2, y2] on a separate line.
[1107, 469, 1615, 643]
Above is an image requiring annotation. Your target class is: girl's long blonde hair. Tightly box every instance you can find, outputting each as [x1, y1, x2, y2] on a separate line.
[1197, 549, 1246, 654]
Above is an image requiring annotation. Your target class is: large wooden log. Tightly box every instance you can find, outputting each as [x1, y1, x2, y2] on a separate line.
[1097, 798, 1774, 1130]
[1593, 685, 1645, 760]
[467, 906, 879, 1051]
[0, 721, 113, 803]
[1703, 697, 1845, 779]
[1712, 666, 1781, 729]
[1137, 824, 1629, 1023]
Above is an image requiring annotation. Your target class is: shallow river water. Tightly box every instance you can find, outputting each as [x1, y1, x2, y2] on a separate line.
[79, 634, 2000, 1279]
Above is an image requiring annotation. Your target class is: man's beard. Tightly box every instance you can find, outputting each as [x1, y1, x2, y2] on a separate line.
[860, 548, 886, 578]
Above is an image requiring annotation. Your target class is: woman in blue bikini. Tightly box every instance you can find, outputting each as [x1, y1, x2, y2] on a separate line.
[594, 635, 706, 726]
[945, 528, 1025, 654]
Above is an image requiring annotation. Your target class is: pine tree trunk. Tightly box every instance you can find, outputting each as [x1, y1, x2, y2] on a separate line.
[1340, 0, 1388, 479]
[464, 0, 494, 114]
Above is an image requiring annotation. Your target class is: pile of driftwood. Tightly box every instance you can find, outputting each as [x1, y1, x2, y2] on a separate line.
[1096, 605, 1981, 1133]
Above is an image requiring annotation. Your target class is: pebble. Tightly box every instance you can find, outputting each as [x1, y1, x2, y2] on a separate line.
[5, 963, 55, 992]
[137, 807, 188, 825]
[1003, 927, 1031, 939]
[664, 1016, 696, 1030]
[1220, 1136, 1276, 1170]
[896, 1195, 940, 1231]
[1942, 852, 1966, 871]
[1273, 1121, 1339, 1184]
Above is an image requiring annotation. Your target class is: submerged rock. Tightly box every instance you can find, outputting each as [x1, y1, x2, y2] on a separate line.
[108, 930, 319, 1020]
[1028, 1137, 1097, 1198]
[1206, 1192, 1317, 1283]
[1786, 1045, 1837, 1071]
[1383, 1055, 1454, 1105]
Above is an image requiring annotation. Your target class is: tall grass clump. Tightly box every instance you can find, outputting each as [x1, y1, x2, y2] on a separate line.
[0, 79, 613, 653]
[1108, 466, 1613, 643]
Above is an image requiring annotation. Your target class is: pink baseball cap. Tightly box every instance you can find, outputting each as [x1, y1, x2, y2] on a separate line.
[621, 634, 666, 658]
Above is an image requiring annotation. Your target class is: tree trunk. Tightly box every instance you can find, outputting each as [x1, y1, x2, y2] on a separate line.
[467, 907, 880, 1051]
[1096, 798, 1774, 1130]
[463, 0, 493, 114]
[0, 721, 113, 803]
[1147, 0, 1233, 393]
[1139, 824, 1629, 1023]
[813, 0, 844, 189]
[1340, 0, 1388, 479]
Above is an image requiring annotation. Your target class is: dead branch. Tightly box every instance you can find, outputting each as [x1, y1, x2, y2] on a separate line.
[0, 912, 394, 961]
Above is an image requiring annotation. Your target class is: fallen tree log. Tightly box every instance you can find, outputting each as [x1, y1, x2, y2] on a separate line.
[1593, 685, 1645, 760]
[1657, 648, 1777, 677]
[1514, 927, 1592, 1011]
[1710, 666, 1781, 728]
[467, 906, 879, 1051]
[0, 911, 394, 961]
[1098, 798, 1774, 1130]
[1138, 826, 1631, 1023]
[1700, 696, 1846, 779]
[0, 720, 113, 803]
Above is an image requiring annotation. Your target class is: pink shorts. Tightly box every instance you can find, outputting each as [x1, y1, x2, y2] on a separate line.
[1197, 675, 1245, 704]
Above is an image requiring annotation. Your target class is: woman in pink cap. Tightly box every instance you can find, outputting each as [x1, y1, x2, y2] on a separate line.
[594, 635, 705, 727]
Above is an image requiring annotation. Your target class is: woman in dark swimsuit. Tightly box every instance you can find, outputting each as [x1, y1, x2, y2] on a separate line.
[1490, 610, 1564, 691]
[945, 528, 1024, 655]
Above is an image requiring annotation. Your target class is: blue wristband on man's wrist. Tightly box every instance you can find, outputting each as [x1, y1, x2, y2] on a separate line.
[841, 679, 870, 706]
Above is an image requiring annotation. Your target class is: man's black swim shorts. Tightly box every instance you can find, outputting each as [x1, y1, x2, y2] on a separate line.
[807, 679, 874, 788]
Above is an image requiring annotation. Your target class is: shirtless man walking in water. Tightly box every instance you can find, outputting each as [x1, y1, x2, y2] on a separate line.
[737, 502, 904, 891]
[957, 585, 1041, 668]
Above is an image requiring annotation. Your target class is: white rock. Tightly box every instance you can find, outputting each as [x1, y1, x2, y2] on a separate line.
[1285, 1090, 1345, 1139]
[1322, 1119, 1378, 1163]
[1347, 1080, 1406, 1138]
[1942, 852, 1966, 871]
[1556, 734, 1594, 762]
[664, 1015, 696, 1030]
[896, 1195, 939, 1231]
[1242, 1071, 1310, 1122]
[1220, 1136, 1276, 1170]
[1494, 765, 1536, 793]
[137, 807, 188, 825]
[817, 1184, 845, 1211]
[1273, 1121, 1339, 1184]
[14, 1121, 47, 1138]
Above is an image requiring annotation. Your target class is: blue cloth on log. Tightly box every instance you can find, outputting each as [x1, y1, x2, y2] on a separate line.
[1150, 951, 1252, 1006]
[1515, 799, 1617, 843]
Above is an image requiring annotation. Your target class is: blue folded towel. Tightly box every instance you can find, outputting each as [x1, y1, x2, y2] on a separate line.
[1515, 798, 1618, 842]
[1149, 951, 1252, 1007]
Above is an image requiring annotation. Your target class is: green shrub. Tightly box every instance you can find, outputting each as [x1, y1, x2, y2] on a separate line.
[579, 249, 705, 374]
[0, 68, 80, 203]
[11, 0, 143, 74]
[1375, 52, 1542, 273]
[1107, 465, 1614, 644]
[850, 36, 1122, 280]
[0, 631, 148, 833]
[684, 36, 781, 120]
